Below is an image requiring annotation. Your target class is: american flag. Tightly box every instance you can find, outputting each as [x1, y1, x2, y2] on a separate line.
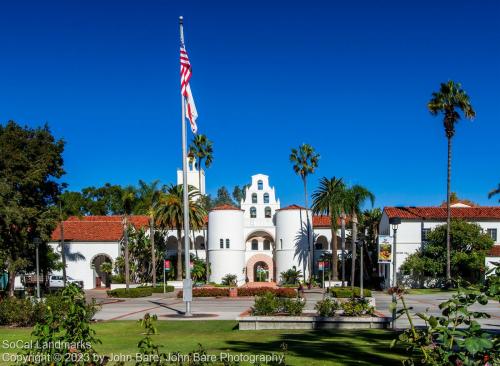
[180, 45, 198, 134]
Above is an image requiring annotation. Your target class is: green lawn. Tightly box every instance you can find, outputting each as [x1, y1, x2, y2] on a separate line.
[0, 321, 406, 365]
[404, 288, 456, 295]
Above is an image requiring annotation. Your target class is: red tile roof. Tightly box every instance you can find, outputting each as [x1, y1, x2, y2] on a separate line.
[313, 215, 330, 227]
[51, 215, 149, 242]
[488, 246, 500, 257]
[384, 207, 500, 220]
[278, 204, 307, 211]
[210, 204, 243, 211]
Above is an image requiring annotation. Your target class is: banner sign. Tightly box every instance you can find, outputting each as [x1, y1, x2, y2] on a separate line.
[318, 261, 324, 270]
[164, 260, 171, 271]
[190, 261, 194, 270]
[378, 235, 393, 263]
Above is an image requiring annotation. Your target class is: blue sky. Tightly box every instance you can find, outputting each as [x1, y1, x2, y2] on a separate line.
[1, 0, 499, 209]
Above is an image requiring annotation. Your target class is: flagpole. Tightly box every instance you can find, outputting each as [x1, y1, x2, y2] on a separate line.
[180, 15, 192, 317]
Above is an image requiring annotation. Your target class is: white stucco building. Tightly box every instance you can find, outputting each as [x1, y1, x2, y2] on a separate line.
[379, 203, 500, 287]
[50, 170, 337, 289]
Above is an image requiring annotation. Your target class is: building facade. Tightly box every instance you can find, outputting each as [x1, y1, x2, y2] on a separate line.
[379, 203, 500, 287]
[50, 173, 336, 289]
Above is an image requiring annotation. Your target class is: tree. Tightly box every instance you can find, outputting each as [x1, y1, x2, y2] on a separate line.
[359, 208, 382, 285]
[212, 186, 235, 207]
[0, 121, 65, 296]
[428, 80, 475, 283]
[135, 180, 161, 286]
[488, 184, 500, 202]
[122, 191, 136, 290]
[344, 185, 375, 289]
[154, 185, 206, 281]
[400, 220, 493, 285]
[312, 177, 345, 281]
[232, 185, 248, 206]
[188, 134, 213, 283]
[188, 134, 213, 194]
[290, 144, 320, 281]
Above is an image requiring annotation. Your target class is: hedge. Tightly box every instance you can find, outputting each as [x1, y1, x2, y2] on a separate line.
[176, 288, 230, 298]
[329, 286, 372, 298]
[238, 287, 297, 298]
[107, 287, 153, 298]
[150, 285, 175, 293]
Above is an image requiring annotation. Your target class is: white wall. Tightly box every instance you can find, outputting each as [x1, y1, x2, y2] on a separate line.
[176, 157, 205, 195]
[241, 174, 280, 227]
[49, 241, 119, 290]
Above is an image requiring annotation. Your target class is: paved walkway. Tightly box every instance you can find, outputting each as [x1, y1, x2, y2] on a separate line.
[89, 289, 500, 331]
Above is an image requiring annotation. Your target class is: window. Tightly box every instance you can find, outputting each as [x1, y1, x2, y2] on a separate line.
[263, 193, 269, 203]
[252, 239, 258, 250]
[200, 243, 205, 250]
[280, 239, 283, 249]
[219, 239, 223, 249]
[315, 242, 323, 250]
[252, 193, 257, 203]
[422, 228, 431, 242]
[264, 239, 271, 250]
[487, 228, 498, 242]
[265, 206, 272, 218]
[250, 207, 257, 218]
[226, 239, 230, 248]
[257, 180, 263, 190]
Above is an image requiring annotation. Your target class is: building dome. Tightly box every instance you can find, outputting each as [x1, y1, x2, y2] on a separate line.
[208, 204, 245, 285]
[275, 204, 313, 281]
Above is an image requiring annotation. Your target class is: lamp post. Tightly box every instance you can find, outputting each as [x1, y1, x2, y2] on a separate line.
[358, 239, 364, 299]
[389, 217, 401, 329]
[34, 237, 41, 300]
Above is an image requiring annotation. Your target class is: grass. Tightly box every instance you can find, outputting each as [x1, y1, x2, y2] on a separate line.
[0, 320, 407, 365]
[404, 288, 456, 295]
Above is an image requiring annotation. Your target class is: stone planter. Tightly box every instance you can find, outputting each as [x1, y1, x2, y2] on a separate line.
[229, 288, 238, 297]
[237, 315, 391, 330]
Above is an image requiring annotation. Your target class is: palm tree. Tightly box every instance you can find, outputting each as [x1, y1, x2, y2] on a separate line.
[488, 184, 500, 202]
[188, 134, 213, 282]
[290, 144, 320, 282]
[312, 177, 345, 281]
[154, 184, 207, 281]
[136, 180, 161, 286]
[122, 191, 136, 290]
[344, 185, 375, 290]
[428, 80, 475, 282]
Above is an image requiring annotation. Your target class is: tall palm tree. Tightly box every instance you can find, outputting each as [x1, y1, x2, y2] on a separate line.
[188, 134, 213, 282]
[428, 80, 475, 282]
[344, 185, 375, 290]
[154, 184, 207, 281]
[122, 191, 136, 290]
[312, 177, 345, 281]
[290, 143, 320, 282]
[136, 180, 161, 286]
[488, 184, 500, 202]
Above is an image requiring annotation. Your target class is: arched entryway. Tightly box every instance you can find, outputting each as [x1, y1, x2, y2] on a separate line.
[246, 254, 274, 282]
[91, 254, 112, 288]
[254, 261, 269, 282]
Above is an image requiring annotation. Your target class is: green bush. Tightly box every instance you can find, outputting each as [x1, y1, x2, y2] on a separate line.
[315, 298, 340, 317]
[281, 298, 305, 316]
[340, 298, 374, 317]
[0, 297, 45, 326]
[329, 286, 371, 298]
[111, 274, 125, 283]
[238, 287, 297, 298]
[221, 274, 238, 287]
[150, 285, 174, 293]
[252, 292, 280, 315]
[107, 287, 153, 298]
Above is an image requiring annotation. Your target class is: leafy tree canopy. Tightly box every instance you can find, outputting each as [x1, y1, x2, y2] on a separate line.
[400, 219, 494, 285]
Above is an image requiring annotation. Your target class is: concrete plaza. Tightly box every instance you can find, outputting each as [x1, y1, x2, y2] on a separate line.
[89, 290, 500, 331]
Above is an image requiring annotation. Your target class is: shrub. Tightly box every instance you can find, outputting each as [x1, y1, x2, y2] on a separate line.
[0, 297, 45, 326]
[329, 286, 372, 298]
[237, 287, 297, 298]
[149, 285, 174, 293]
[281, 298, 305, 316]
[177, 288, 230, 298]
[107, 287, 153, 298]
[221, 274, 237, 287]
[315, 298, 340, 317]
[280, 266, 302, 285]
[340, 298, 374, 317]
[111, 274, 125, 283]
[252, 292, 280, 315]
